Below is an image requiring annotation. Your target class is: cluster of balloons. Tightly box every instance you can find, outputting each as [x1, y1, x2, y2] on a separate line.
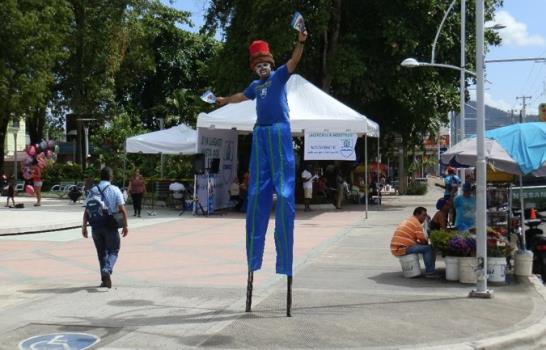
[22, 140, 58, 191]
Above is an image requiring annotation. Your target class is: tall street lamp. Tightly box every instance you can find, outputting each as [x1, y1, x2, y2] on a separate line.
[78, 118, 96, 171]
[471, 0, 491, 298]
[9, 119, 20, 182]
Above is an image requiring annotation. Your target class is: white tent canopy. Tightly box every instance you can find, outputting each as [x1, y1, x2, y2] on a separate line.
[125, 124, 197, 155]
[197, 74, 379, 137]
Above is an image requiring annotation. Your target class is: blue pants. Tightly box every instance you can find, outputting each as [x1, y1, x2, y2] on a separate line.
[406, 245, 436, 273]
[246, 123, 295, 276]
[92, 226, 120, 276]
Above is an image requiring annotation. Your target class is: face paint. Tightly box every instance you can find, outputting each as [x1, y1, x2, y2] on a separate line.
[255, 62, 271, 77]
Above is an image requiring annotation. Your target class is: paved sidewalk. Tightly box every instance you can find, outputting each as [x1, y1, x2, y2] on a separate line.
[1, 180, 546, 349]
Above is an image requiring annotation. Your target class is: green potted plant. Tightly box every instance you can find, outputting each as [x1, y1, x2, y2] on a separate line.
[430, 229, 453, 256]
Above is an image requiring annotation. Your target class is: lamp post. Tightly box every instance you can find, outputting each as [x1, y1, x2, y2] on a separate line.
[78, 118, 96, 171]
[469, 0, 491, 298]
[10, 119, 20, 182]
[67, 130, 78, 163]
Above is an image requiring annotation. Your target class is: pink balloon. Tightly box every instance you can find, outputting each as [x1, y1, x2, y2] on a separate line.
[25, 185, 35, 195]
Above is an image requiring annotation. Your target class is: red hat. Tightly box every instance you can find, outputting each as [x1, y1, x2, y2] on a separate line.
[249, 40, 270, 56]
[447, 166, 456, 174]
[248, 40, 275, 70]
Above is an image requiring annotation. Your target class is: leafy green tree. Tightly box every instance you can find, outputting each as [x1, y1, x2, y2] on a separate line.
[54, 0, 141, 122]
[90, 112, 147, 178]
[115, 2, 219, 129]
[203, 0, 502, 190]
[0, 0, 72, 173]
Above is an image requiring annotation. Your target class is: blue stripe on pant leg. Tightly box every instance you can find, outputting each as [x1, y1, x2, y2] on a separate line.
[272, 123, 295, 276]
[246, 127, 273, 272]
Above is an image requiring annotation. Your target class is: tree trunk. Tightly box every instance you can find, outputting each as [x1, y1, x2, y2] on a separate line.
[0, 118, 9, 175]
[321, 0, 342, 92]
[398, 138, 407, 195]
[27, 107, 46, 144]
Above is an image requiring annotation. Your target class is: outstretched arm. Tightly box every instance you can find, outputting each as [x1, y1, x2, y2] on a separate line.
[217, 93, 249, 106]
[287, 31, 308, 74]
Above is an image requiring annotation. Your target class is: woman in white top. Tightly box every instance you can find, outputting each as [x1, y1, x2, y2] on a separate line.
[301, 167, 316, 212]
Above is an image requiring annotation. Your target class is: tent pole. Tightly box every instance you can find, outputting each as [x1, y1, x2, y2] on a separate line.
[123, 142, 127, 189]
[519, 174, 526, 248]
[365, 134, 368, 219]
[160, 153, 164, 179]
[377, 136, 380, 184]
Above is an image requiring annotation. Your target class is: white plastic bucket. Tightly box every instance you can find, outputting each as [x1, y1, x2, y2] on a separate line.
[487, 257, 507, 283]
[514, 250, 534, 276]
[458, 257, 478, 284]
[399, 254, 421, 278]
[445, 256, 459, 281]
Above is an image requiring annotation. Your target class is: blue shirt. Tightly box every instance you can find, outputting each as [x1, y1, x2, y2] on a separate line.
[444, 174, 461, 198]
[244, 64, 290, 125]
[86, 180, 125, 214]
[454, 194, 476, 231]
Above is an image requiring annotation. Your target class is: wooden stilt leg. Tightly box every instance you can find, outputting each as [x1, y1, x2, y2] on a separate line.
[287, 276, 292, 317]
[245, 271, 254, 312]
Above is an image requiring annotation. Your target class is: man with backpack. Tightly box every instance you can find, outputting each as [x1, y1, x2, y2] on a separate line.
[82, 167, 128, 288]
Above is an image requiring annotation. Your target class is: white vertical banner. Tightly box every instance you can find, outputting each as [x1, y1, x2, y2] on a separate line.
[304, 130, 358, 160]
[196, 128, 238, 212]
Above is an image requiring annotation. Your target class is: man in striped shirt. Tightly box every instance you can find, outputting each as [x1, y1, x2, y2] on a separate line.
[390, 207, 438, 277]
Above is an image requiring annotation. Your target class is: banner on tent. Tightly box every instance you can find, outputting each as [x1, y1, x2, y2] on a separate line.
[304, 130, 357, 160]
[196, 128, 238, 212]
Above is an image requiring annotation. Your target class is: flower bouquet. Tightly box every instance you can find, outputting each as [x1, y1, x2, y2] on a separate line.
[487, 237, 512, 257]
[447, 234, 476, 257]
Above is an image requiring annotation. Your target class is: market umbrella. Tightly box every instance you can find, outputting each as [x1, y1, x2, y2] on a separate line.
[441, 122, 546, 247]
[441, 122, 546, 176]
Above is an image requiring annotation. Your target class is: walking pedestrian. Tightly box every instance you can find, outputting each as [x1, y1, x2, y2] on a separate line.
[82, 167, 128, 288]
[128, 168, 146, 217]
[5, 177, 15, 207]
[32, 163, 42, 206]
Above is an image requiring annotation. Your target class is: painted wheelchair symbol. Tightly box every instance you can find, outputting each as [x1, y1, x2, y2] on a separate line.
[19, 333, 99, 350]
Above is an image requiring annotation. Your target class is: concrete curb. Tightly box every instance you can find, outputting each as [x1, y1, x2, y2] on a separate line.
[417, 276, 546, 350]
[0, 222, 81, 236]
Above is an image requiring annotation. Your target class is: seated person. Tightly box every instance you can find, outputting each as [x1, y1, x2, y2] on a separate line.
[169, 181, 186, 202]
[430, 198, 451, 230]
[68, 185, 83, 203]
[390, 207, 439, 278]
[454, 182, 476, 231]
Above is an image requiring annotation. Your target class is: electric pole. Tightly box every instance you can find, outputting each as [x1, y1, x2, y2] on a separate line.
[516, 96, 532, 123]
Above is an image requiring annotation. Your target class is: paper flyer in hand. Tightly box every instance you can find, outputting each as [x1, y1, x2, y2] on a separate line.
[200, 90, 217, 104]
[291, 11, 306, 33]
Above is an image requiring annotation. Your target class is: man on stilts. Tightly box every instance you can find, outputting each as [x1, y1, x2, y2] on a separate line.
[217, 28, 308, 317]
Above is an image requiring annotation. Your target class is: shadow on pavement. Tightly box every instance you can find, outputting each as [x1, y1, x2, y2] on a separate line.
[21, 286, 108, 294]
[368, 271, 479, 290]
